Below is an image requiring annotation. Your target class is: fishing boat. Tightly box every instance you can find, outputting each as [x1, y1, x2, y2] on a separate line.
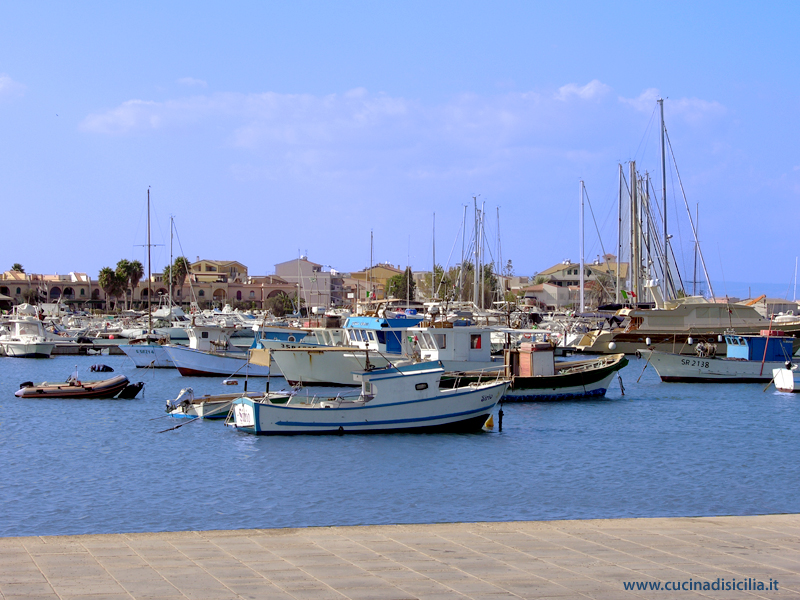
[227, 360, 508, 435]
[638, 331, 795, 383]
[163, 325, 271, 377]
[119, 334, 174, 368]
[15, 372, 144, 399]
[165, 387, 270, 419]
[442, 340, 627, 400]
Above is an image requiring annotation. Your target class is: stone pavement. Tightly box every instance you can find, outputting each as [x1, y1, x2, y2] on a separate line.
[1, 515, 799, 600]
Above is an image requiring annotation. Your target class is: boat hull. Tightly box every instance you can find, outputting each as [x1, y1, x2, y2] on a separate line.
[231, 382, 506, 435]
[773, 366, 800, 392]
[442, 354, 628, 401]
[15, 375, 133, 398]
[639, 349, 785, 382]
[165, 345, 271, 377]
[270, 348, 393, 386]
[1, 341, 56, 358]
[119, 343, 174, 368]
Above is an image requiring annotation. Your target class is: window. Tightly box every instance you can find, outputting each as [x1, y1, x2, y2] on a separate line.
[80, 288, 85, 296]
[415, 382, 428, 391]
[433, 333, 446, 349]
[470, 334, 482, 349]
[236, 291, 242, 300]
[177, 290, 181, 296]
[249, 291, 255, 298]
[16, 287, 21, 294]
[198, 290, 205, 297]
[201, 331, 209, 339]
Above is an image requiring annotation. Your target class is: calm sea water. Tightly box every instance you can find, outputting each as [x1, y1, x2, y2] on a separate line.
[1, 353, 798, 537]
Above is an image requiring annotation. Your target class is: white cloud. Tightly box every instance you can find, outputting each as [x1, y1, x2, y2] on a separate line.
[177, 77, 208, 88]
[555, 80, 611, 101]
[0, 73, 26, 99]
[619, 88, 726, 123]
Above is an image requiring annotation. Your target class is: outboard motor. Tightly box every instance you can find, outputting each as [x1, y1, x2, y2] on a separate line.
[90, 364, 114, 372]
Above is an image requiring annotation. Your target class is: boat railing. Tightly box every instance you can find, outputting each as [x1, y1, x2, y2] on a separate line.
[445, 365, 508, 389]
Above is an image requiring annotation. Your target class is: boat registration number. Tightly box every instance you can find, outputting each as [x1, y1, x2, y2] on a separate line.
[681, 358, 710, 368]
[234, 404, 255, 427]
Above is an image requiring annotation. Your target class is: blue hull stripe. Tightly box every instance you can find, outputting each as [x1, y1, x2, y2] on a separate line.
[272, 404, 493, 428]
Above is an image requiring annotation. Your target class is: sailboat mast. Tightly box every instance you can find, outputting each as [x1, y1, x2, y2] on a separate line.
[147, 188, 152, 334]
[473, 197, 479, 307]
[432, 213, 435, 301]
[616, 163, 622, 304]
[169, 216, 173, 306]
[579, 180, 585, 312]
[659, 98, 668, 300]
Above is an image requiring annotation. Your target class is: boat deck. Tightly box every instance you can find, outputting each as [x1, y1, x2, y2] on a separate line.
[2, 514, 798, 599]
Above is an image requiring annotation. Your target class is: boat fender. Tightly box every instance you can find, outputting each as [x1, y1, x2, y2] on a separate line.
[338, 426, 344, 435]
[19, 381, 33, 389]
[634, 350, 641, 359]
[786, 361, 793, 370]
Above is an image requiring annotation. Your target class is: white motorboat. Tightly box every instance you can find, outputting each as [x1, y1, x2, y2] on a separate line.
[0, 317, 56, 358]
[772, 363, 800, 392]
[638, 331, 795, 383]
[164, 325, 271, 377]
[228, 360, 508, 435]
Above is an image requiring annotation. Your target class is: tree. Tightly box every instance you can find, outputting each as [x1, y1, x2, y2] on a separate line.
[128, 260, 144, 300]
[11, 263, 24, 273]
[386, 267, 416, 301]
[99, 267, 126, 312]
[115, 259, 133, 310]
[22, 288, 40, 304]
[533, 275, 549, 285]
[265, 292, 301, 317]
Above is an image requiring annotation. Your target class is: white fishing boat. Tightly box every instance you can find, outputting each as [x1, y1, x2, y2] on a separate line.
[119, 335, 174, 368]
[638, 331, 795, 383]
[164, 325, 271, 377]
[0, 317, 56, 358]
[228, 360, 508, 435]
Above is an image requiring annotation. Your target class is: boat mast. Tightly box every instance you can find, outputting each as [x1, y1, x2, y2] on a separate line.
[473, 197, 479, 308]
[460, 204, 466, 302]
[432, 212, 435, 301]
[169, 215, 173, 307]
[579, 179, 585, 312]
[659, 98, 668, 301]
[147, 188, 152, 334]
[629, 161, 639, 301]
[616, 164, 622, 304]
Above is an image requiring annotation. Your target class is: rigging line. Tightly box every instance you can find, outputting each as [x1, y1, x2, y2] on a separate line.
[581, 185, 613, 275]
[667, 155, 688, 283]
[665, 128, 715, 299]
[633, 104, 659, 165]
[172, 220, 199, 304]
[436, 223, 462, 299]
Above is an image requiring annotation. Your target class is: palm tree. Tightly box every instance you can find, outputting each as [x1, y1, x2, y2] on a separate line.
[173, 256, 190, 289]
[115, 259, 133, 310]
[11, 263, 24, 273]
[128, 260, 144, 307]
[98, 267, 119, 312]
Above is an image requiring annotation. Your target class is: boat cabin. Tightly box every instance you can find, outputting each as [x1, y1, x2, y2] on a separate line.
[187, 326, 235, 351]
[342, 315, 424, 354]
[506, 341, 555, 377]
[725, 332, 794, 362]
[409, 324, 493, 365]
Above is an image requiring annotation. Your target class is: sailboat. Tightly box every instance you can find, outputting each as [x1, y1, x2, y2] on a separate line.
[119, 190, 175, 368]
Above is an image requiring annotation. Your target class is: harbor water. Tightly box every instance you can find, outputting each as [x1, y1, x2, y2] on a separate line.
[1, 353, 798, 538]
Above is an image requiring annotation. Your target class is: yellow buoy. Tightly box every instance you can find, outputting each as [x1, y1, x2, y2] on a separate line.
[483, 415, 494, 430]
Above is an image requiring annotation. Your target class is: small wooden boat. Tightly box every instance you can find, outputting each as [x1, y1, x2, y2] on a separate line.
[15, 374, 144, 399]
[165, 387, 270, 419]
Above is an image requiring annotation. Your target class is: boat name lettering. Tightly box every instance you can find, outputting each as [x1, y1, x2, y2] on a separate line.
[681, 358, 710, 368]
[481, 394, 493, 403]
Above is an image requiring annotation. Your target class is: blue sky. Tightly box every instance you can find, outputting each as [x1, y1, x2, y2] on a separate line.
[1, 1, 798, 296]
